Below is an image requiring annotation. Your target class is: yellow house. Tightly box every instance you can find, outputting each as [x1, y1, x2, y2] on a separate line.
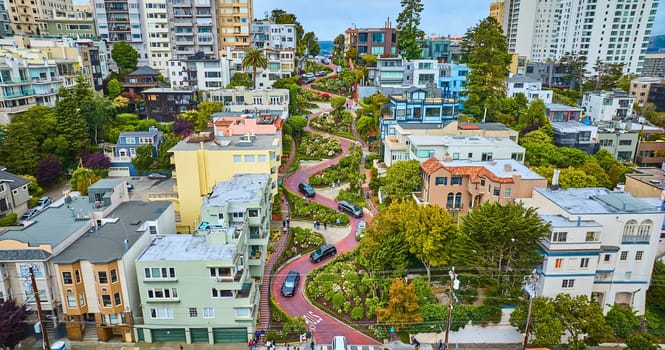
[169, 129, 282, 233]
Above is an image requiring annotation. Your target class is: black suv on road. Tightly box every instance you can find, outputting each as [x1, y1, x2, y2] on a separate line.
[310, 244, 337, 263]
[280, 270, 300, 297]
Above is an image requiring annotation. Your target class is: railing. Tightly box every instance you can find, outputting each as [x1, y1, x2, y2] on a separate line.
[621, 235, 650, 244]
[3, 90, 36, 98]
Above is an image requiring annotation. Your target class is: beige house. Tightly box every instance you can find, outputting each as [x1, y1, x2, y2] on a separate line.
[416, 157, 547, 218]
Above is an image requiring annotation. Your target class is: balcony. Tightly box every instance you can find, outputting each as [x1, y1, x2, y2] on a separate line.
[621, 234, 650, 244]
[0, 78, 32, 85]
[105, 5, 127, 12]
[172, 0, 191, 6]
[412, 191, 428, 205]
[31, 77, 63, 84]
[3, 90, 36, 99]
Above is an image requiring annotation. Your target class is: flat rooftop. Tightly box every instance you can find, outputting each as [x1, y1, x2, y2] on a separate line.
[408, 135, 522, 148]
[546, 103, 584, 111]
[137, 234, 236, 262]
[540, 214, 602, 228]
[551, 121, 597, 132]
[169, 132, 281, 152]
[442, 159, 545, 180]
[534, 187, 664, 214]
[0, 194, 93, 248]
[53, 201, 172, 264]
[626, 167, 665, 190]
[205, 173, 270, 208]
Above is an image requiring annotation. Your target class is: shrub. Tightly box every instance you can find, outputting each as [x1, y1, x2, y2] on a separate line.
[297, 133, 341, 159]
[0, 213, 18, 226]
[350, 306, 365, 320]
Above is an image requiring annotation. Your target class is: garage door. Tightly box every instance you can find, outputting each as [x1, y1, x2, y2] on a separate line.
[108, 167, 130, 177]
[190, 328, 210, 343]
[136, 328, 145, 342]
[212, 328, 247, 343]
[151, 328, 186, 342]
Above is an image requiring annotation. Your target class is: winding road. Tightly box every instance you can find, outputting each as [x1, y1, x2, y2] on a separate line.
[272, 76, 380, 346]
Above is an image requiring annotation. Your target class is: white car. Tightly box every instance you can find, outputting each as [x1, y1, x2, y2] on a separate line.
[35, 196, 52, 211]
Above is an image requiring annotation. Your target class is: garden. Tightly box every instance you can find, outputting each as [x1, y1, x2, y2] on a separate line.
[310, 69, 358, 97]
[309, 109, 353, 139]
[284, 188, 349, 227]
[297, 133, 342, 160]
[308, 145, 366, 207]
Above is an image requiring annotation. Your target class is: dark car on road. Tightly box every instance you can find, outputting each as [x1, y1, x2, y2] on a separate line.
[280, 270, 300, 297]
[310, 244, 337, 263]
[315, 70, 328, 77]
[302, 77, 316, 85]
[298, 182, 316, 197]
[338, 200, 363, 218]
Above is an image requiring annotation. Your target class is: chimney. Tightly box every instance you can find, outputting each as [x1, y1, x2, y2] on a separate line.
[503, 163, 512, 172]
[551, 169, 560, 190]
[442, 154, 452, 162]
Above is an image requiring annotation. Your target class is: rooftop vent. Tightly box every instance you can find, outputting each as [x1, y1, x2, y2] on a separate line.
[130, 220, 141, 225]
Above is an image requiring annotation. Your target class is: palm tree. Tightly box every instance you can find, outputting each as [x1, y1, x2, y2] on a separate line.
[241, 48, 268, 89]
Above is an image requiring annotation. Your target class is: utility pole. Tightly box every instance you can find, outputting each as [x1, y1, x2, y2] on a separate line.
[30, 266, 50, 350]
[444, 267, 459, 350]
[522, 269, 539, 350]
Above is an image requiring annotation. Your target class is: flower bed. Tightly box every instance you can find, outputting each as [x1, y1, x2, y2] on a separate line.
[285, 189, 349, 226]
[310, 110, 353, 138]
[308, 145, 361, 186]
[297, 133, 341, 159]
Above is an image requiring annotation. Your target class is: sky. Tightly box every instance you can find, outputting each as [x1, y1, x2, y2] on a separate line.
[253, 0, 665, 41]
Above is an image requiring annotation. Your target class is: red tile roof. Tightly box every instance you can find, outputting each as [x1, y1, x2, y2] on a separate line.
[421, 157, 444, 174]
[444, 165, 515, 184]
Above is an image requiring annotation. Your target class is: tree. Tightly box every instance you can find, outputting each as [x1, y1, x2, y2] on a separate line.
[157, 136, 178, 170]
[0, 299, 27, 350]
[460, 17, 511, 121]
[286, 115, 307, 137]
[396, 0, 425, 60]
[593, 59, 624, 90]
[625, 333, 659, 350]
[647, 260, 665, 311]
[459, 202, 549, 298]
[112, 95, 130, 111]
[402, 202, 458, 282]
[107, 78, 121, 98]
[132, 144, 157, 175]
[333, 34, 345, 58]
[196, 101, 224, 131]
[376, 278, 423, 329]
[559, 53, 587, 91]
[111, 42, 139, 72]
[242, 48, 268, 89]
[605, 304, 640, 339]
[302, 32, 320, 56]
[173, 118, 193, 137]
[517, 99, 548, 131]
[554, 294, 611, 348]
[382, 160, 421, 202]
[330, 96, 346, 115]
[227, 72, 253, 89]
[70, 167, 100, 196]
[55, 74, 94, 164]
[0, 105, 56, 175]
[80, 96, 115, 144]
[355, 115, 375, 139]
[345, 47, 358, 61]
[510, 296, 563, 348]
[82, 151, 111, 170]
[35, 156, 62, 186]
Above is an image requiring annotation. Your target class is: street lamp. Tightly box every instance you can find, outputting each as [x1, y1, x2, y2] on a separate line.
[444, 267, 460, 350]
[522, 269, 539, 350]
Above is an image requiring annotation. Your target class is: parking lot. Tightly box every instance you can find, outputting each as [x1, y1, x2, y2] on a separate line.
[126, 176, 176, 201]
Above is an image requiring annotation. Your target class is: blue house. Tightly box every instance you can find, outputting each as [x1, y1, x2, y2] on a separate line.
[438, 63, 469, 111]
[105, 126, 164, 177]
[379, 87, 459, 150]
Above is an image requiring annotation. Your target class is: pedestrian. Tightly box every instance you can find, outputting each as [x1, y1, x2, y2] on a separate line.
[179, 345, 184, 350]
[438, 339, 443, 350]
[310, 341, 315, 350]
[286, 216, 290, 227]
[336, 218, 340, 226]
[323, 222, 327, 230]
[282, 220, 286, 228]
[248, 338, 254, 350]
[313, 220, 318, 229]
[255, 330, 262, 340]
[286, 343, 290, 350]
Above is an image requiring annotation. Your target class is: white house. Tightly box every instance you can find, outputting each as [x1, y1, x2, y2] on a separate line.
[582, 90, 635, 122]
[407, 135, 525, 164]
[506, 75, 553, 104]
[520, 187, 665, 314]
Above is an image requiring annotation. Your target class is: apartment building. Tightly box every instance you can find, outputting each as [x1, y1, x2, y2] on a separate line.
[545, 103, 584, 123]
[203, 86, 289, 115]
[0, 179, 131, 331]
[629, 77, 664, 107]
[641, 53, 665, 77]
[597, 128, 639, 163]
[582, 90, 635, 122]
[417, 36, 462, 63]
[489, 0, 505, 31]
[142, 87, 199, 122]
[217, 0, 253, 52]
[6, 0, 73, 35]
[168, 0, 217, 60]
[0, 2, 12, 37]
[134, 173, 269, 343]
[0, 167, 30, 217]
[228, 47, 294, 89]
[37, 9, 96, 39]
[250, 20, 296, 50]
[498, 0, 659, 75]
[417, 157, 546, 217]
[53, 199, 175, 342]
[141, 0, 170, 74]
[168, 53, 233, 90]
[168, 123, 281, 232]
[345, 19, 398, 57]
[551, 122, 600, 154]
[407, 135, 525, 164]
[648, 82, 665, 112]
[383, 121, 518, 166]
[520, 187, 665, 314]
[92, 0, 147, 63]
[625, 167, 665, 199]
[506, 75, 553, 104]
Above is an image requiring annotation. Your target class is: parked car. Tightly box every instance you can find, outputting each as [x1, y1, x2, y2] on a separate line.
[19, 208, 40, 223]
[332, 336, 348, 350]
[298, 182, 316, 197]
[303, 72, 315, 79]
[35, 196, 52, 211]
[280, 270, 300, 297]
[355, 220, 367, 241]
[310, 244, 337, 263]
[338, 200, 363, 218]
[315, 70, 328, 77]
[148, 172, 168, 180]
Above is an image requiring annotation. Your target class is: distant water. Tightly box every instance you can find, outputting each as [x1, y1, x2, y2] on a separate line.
[319, 41, 333, 56]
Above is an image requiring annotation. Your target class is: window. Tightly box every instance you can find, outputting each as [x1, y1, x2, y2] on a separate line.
[552, 231, 567, 242]
[258, 155, 266, 162]
[75, 270, 81, 283]
[620, 251, 628, 261]
[586, 232, 599, 241]
[635, 251, 643, 261]
[561, 279, 575, 288]
[98, 271, 108, 284]
[248, 209, 258, 217]
[435, 177, 447, 185]
[604, 254, 611, 262]
[493, 187, 500, 196]
[150, 307, 173, 319]
[144, 267, 176, 279]
[203, 307, 214, 318]
[114, 292, 121, 306]
[555, 258, 563, 268]
[504, 188, 512, 198]
[451, 176, 462, 185]
[244, 155, 255, 162]
[102, 294, 112, 307]
[110, 269, 118, 283]
[233, 155, 241, 163]
[481, 152, 493, 161]
[147, 288, 178, 299]
[580, 258, 589, 268]
[67, 295, 77, 308]
[189, 307, 198, 317]
[618, 139, 632, 145]
[62, 272, 73, 284]
[211, 288, 233, 298]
